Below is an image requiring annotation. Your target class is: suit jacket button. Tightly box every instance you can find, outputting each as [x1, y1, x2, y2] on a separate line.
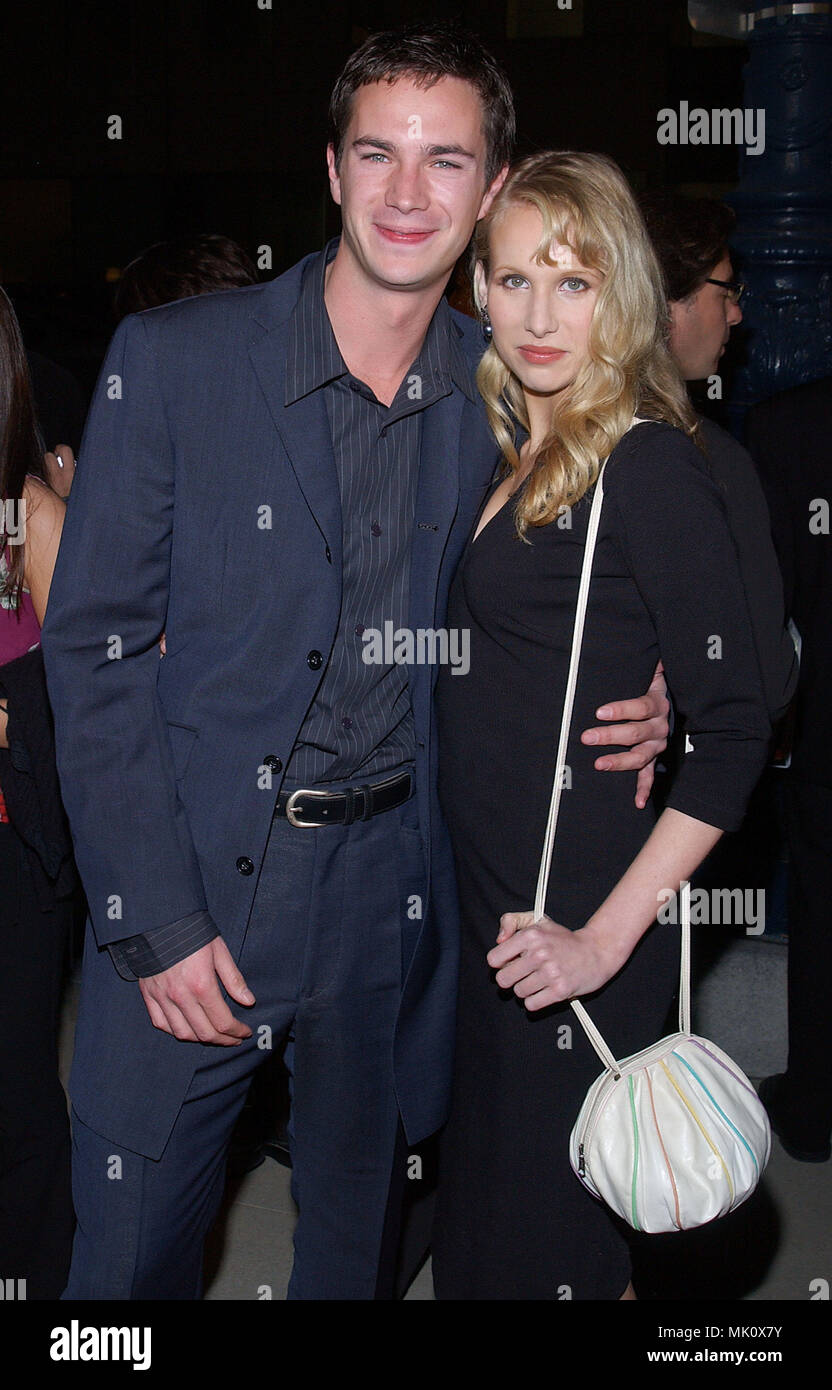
[264, 755, 282, 772]
[307, 650, 323, 670]
[236, 856, 254, 875]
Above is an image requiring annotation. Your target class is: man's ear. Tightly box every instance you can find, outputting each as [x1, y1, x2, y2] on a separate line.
[473, 262, 488, 315]
[477, 162, 509, 221]
[326, 142, 342, 206]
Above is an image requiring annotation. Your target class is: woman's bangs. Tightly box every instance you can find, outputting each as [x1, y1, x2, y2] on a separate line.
[534, 198, 606, 278]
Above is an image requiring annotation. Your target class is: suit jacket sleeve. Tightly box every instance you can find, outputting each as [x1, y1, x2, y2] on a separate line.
[40, 313, 211, 948]
[107, 909, 220, 980]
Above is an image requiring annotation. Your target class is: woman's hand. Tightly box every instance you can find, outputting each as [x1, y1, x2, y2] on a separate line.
[487, 912, 626, 1010]
[43, 445, 76, 499]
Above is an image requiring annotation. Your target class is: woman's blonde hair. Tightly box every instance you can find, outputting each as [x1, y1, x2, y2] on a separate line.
[472, 150, 698, 537]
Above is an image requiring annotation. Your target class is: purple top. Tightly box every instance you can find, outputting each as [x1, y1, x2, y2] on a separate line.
[1, 488, 43, 817]
[0, 542, 41, 662]
[1, 479, 42, 662]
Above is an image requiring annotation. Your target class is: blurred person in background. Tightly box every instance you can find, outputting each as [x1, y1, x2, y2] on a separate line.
[747, 378, 832, 1163]
[25, 347, 87, 460]
[640, 191, 797, 733]
[0, 272, 89, 460]
[642, 192, 823, 1165]
[0, 285, 76, 1298]
[113, 233, 258, 323]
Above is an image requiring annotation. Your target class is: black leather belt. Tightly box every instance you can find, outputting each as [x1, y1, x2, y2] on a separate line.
[274, 770, 413, 828]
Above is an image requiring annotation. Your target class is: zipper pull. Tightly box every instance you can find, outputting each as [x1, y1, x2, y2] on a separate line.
[578, 1143, 585, 1177]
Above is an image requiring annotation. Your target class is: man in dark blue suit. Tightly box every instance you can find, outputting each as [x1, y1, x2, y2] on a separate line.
[41, 24, 669, 1299]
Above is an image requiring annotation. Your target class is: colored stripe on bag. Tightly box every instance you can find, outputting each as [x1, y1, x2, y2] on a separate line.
[659, 1060, 734, 1201]
[689, 1039, 759, 1100]
[646, 1069, 682, 1229]
[628, 1075, 641, 1231]
[672, 1051, 759, 1174]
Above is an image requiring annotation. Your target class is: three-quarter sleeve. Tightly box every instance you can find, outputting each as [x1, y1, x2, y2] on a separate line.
[604, 422, 773, 831]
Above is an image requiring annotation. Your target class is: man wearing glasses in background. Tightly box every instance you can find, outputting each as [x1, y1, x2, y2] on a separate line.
[640, 190, 798, 734]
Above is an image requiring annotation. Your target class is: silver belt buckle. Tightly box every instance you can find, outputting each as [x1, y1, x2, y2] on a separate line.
[284, 787, 326, 828]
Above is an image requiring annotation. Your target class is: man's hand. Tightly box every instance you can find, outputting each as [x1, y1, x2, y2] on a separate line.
[580, 660, 669, 810]
[139, 937, 255, 1046]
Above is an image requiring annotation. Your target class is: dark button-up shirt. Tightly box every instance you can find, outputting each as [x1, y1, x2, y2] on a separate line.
[284, 236, 470, 783]
[109, 238, 475, 979]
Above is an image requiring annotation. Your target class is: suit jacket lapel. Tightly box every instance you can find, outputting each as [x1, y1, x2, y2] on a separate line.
[248, 316, 343, 576]
[407, 388, 466, 734]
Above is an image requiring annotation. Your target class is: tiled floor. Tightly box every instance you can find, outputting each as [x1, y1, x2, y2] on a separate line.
[58, 973, 830, 1301]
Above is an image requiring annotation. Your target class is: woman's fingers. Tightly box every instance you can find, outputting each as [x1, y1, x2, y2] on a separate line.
[493, 954, 539, 989]
[494, 909, 536, 946]
[491, 911, 563, 967]
[523, 985, 567, 1011]
[488, 918, 610, 1008]
[43, 445, 76, 498]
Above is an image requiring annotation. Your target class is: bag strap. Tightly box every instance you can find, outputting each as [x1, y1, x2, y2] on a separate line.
[531, 425, 691, 1075]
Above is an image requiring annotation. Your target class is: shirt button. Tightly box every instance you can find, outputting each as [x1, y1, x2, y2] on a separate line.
[307, 649, 323, 670]
[236, 856, 254, 876]
[264, 755, 282, 772]
[371, 521, 382, 537]
[341, 716, 353, 729]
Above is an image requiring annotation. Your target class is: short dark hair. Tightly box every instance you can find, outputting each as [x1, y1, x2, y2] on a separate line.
[328, 21, 515, 188]
[638, 191, 736, 302]
[114, 233, 258, 321]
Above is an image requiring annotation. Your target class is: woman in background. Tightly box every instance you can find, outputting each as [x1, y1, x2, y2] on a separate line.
[0, 285, 74, 1298]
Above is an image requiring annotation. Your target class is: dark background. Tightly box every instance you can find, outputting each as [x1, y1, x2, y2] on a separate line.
[0, 0, 748, 396]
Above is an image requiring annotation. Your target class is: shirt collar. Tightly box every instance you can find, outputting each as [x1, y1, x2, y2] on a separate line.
[416, 292, 476, 404]
[285, 236, 476, 406]
[284, 238, 345, 405]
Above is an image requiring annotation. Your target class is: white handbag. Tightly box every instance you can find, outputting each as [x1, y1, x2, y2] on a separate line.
[532, 441, 771, 1234]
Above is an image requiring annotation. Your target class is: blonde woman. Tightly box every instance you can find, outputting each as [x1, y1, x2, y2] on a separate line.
[431, 152, 773, 1300]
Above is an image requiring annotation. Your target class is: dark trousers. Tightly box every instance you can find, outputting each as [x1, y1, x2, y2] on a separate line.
[0, 819, 75, 1299]
[62, 780, 427, 1300]
[782, 776, 832, 1138]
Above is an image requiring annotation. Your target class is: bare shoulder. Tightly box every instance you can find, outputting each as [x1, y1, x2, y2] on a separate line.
[22, 475, 65, 535]
[22, 477, 65, 576]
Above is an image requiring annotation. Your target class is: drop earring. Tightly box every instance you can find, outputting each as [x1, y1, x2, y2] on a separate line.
[480, 306, 493, 343]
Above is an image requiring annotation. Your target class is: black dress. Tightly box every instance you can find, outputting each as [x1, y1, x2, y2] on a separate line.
[432, 421, 772, 1300]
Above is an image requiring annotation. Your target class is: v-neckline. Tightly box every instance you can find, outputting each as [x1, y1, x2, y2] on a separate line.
[470, 471, 531, 547]
[469, 417, 655, 550]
